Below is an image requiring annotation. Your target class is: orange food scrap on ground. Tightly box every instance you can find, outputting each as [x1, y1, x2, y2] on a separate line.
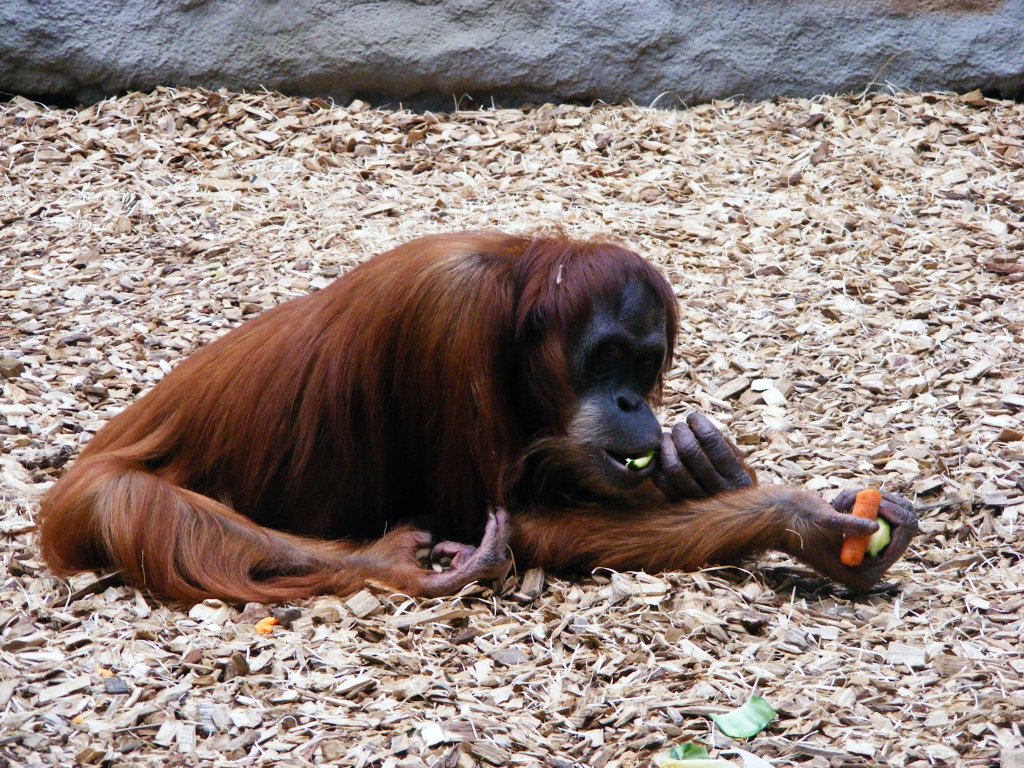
[254, 616, 279, 635]
[840, 488, 882, 567]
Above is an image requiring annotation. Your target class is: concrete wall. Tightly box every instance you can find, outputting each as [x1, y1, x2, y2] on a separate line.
[2, 1, 1022, 107]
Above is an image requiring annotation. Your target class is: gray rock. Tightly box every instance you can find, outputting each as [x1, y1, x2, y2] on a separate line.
[103, 677, 131, 695]
[2, 1, 1022, 108]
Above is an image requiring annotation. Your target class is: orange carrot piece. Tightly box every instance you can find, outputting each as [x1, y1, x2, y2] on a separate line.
[840, 489, 882, 567]
[254, 616, 279, 635]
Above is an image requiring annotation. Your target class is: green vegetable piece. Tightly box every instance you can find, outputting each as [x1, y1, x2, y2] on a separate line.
[624, 451, 655, 471]
[710, 695, 777, 739]
[866, 517, 892, 558]
[670, 744, 710, 760]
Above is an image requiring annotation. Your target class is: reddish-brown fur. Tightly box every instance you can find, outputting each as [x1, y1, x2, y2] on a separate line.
[39, 231, 887, 603]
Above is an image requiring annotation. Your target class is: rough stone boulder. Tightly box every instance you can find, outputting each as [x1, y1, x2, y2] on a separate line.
[2, 0, 1022, 107]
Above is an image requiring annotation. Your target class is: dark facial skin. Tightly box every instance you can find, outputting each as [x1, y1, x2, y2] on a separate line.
[566, 279, 668, 490]
[559, 279, 761, 501]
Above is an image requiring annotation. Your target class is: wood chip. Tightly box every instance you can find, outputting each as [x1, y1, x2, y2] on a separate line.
[886, 642, 927, 669]
[0, 357, 25, 379]
[345, 589, 383, 618]
[518, 567, 545, 598]
[715, 376, 751, 400]
[37, 675, 90, 703]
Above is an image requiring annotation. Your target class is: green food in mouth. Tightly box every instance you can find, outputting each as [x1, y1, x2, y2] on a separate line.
[624, 452, 655, 471]
[867, 517, 892, 557]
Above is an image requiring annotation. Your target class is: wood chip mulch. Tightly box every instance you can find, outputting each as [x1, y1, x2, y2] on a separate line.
[1, 87, 1022, 768]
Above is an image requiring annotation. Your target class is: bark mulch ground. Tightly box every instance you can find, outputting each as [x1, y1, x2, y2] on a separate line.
[1, 88, 1022, 767]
